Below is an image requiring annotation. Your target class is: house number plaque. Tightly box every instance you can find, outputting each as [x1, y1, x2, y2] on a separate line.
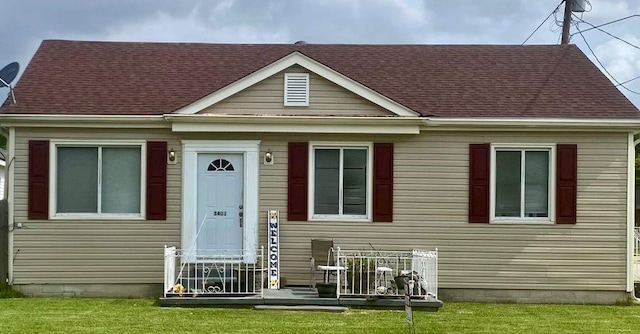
[213, 211, 227, 216]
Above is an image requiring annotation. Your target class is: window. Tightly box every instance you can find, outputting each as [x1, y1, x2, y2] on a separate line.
[310, 143, 372, 220]
[52, 142, 145, 217]
[492, 146, 553, 222]
[207, 159, 234, 172]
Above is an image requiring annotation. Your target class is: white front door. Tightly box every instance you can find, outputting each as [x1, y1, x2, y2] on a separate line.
[196, 153, 244, 253]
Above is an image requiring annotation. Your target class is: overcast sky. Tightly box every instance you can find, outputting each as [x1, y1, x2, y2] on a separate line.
[1, 0, 639, 110]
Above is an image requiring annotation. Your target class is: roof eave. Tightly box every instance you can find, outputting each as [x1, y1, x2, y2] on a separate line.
[423, 117, 640, 132]
[1, 113, 638, 132]
[0, 114, 170, 128]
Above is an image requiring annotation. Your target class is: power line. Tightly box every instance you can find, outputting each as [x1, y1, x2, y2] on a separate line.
[522, 0, 565, 45]
[570, 14, 640, 36]
[574, 24, 640, 95]
[572, 14, 640, 50]
[616, 74, 640, 87]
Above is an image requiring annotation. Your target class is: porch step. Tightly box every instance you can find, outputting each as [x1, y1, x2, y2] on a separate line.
[254, 305, 348, 312]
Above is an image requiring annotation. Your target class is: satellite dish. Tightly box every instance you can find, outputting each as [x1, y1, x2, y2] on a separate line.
[0, 62, 19, 105]
[0, 62, 19, 87]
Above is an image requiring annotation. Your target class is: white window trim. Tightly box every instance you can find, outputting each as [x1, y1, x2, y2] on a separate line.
[308, 141, 373, 222]
[490, 143, 556, 225]
[49, 140, 147, 220]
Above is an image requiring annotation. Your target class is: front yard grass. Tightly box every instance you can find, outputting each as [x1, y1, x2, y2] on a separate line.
[0, 299, 639, 333]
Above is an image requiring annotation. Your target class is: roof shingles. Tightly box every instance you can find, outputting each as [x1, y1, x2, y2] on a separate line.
[1, 40, 638, 118]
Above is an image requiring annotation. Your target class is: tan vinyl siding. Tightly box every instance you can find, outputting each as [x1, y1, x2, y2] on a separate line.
[11, 129, 629, 292]
[256, 131, 628, 291]
[12, 128, 181, 284]
[201, 66, 393, 116]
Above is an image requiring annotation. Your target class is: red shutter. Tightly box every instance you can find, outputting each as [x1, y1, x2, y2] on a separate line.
[146, 141, 167, 220]
[28, 140, 49, 220]
[373, 143, 393, 222]
[556, 144, 577, 224]
[469, 144, 490, 223]
[288, 142, 308, 221]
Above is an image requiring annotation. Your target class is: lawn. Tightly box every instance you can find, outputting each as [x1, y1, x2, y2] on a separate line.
[0, 299, 639, 334]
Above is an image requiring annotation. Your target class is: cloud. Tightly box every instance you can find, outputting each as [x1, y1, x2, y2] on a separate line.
[584, 0, 640, 21]
[1, 0, 639, 107]
[595, 35, 640, 79]
[46, 0, 432, 44]
[591, 35, 640, 99]
[63, 6, 289, 44]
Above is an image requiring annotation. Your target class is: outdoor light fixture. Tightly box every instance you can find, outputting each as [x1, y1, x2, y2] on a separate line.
[264, 149, 274, 165]
[168, 148, 177, 164]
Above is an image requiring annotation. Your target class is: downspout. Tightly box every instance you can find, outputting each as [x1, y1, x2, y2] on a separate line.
[629, 134, 639, 302]
[6, 127, 14, 285]
[0, 126, 7, 285]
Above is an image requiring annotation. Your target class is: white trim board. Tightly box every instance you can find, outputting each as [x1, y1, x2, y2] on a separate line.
[167, 115, 421, 134]
[626, 133, 634, 293]
[172, 52, 419, 117]
[171, 121, 419, 134]
[181, 140, 261, 260]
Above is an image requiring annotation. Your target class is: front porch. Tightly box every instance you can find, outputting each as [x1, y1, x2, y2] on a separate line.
[159, 287, 443, 310]
[161, 246, 443, 310]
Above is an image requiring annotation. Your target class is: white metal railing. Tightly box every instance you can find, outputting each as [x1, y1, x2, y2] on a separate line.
[163, 246, 265, 298]
[335, 248, 438, 300]
[635, 227, 640, 255]
[634, 228, 640, 282]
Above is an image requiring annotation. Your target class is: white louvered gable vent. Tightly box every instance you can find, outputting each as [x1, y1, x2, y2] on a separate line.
[284, 73, 309, 106]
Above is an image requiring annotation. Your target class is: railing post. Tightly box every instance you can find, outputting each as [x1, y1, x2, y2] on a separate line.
[434, 248, 438, 300]
[163, 245, 167, 298]
[163, 245, 177, 298]
[261, 246, 264, 299]
[336, 247, 341, 299]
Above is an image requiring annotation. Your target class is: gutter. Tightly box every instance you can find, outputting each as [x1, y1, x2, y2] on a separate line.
[1, 113, 640, 131]
[423, 117, 640, 131]
[0, 114, 170, 128]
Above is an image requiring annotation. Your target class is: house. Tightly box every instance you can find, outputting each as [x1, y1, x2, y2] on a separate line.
[1, 40, 639, 304]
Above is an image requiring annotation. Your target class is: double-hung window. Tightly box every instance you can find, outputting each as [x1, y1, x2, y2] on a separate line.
[310, 143, 372, 220]
[52, 141, 145, 218]
[492, 146, 553, 222]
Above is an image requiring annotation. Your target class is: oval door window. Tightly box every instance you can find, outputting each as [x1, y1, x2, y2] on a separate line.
[207, 158, 235, 172]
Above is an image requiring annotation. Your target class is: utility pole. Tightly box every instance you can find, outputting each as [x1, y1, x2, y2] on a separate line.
[561, 0, 574, 44]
